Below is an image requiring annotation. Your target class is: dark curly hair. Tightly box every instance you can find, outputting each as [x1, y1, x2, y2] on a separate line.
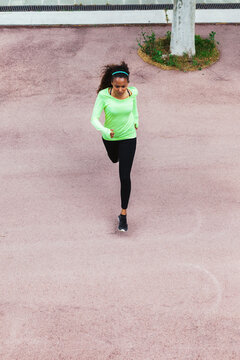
[97, 61, 130, 93]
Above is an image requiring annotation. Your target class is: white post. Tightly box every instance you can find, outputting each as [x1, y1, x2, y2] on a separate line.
[170, 0, 196, 57]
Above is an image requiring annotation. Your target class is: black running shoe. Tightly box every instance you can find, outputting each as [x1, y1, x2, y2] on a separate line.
[118, 214, 128, 232]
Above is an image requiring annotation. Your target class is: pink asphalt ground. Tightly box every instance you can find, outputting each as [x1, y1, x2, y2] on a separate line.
[0, 23, 240, 359]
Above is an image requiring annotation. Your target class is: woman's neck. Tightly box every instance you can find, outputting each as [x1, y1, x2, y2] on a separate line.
[110, 87, 130, 99]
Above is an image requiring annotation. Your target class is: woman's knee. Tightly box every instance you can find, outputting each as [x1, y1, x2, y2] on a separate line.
[120, 174, 131, 185]
[110, 156, 119, 163]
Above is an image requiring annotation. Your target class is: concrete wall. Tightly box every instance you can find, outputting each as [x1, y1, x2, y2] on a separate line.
[0, 9, 239, 25]
[0, 1, 239, 25]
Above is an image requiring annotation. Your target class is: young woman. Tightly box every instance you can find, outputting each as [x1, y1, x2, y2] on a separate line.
[90, 61, 139, 232]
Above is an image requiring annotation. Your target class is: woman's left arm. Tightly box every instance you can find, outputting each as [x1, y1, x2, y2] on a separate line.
[133, 94, 139, 130]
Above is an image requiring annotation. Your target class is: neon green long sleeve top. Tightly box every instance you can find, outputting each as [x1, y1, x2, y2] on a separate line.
[90, 86, 139, 141]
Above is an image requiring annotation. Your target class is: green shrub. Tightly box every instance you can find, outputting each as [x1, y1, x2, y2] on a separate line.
[137, 30, 220, 71]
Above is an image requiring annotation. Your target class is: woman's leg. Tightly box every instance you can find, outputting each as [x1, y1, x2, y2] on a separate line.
[118, 137, 137, 211]
[102, 137, 119, 163]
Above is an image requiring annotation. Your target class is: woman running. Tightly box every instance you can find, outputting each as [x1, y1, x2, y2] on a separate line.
[90, 61, 139, 232]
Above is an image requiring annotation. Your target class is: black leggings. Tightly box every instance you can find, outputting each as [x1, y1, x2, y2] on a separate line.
[102, 137, 137, 209]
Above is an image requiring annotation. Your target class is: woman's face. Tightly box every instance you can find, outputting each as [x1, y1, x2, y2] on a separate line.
[111, 77, 129, 96]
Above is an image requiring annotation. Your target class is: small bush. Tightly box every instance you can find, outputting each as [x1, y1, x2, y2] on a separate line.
[137, 30, 220, 71]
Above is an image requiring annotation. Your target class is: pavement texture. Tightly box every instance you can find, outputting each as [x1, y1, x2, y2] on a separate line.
[0, 23, 240, 359]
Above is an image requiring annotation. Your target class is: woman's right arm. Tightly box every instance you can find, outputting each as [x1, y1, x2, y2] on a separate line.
[90, 93, 111, 138]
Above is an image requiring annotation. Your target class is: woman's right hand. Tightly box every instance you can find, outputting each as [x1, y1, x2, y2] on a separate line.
[110, 129, 114, 138]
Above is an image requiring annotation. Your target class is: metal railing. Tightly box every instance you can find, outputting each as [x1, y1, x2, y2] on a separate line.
[0, 0, 240, 9]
